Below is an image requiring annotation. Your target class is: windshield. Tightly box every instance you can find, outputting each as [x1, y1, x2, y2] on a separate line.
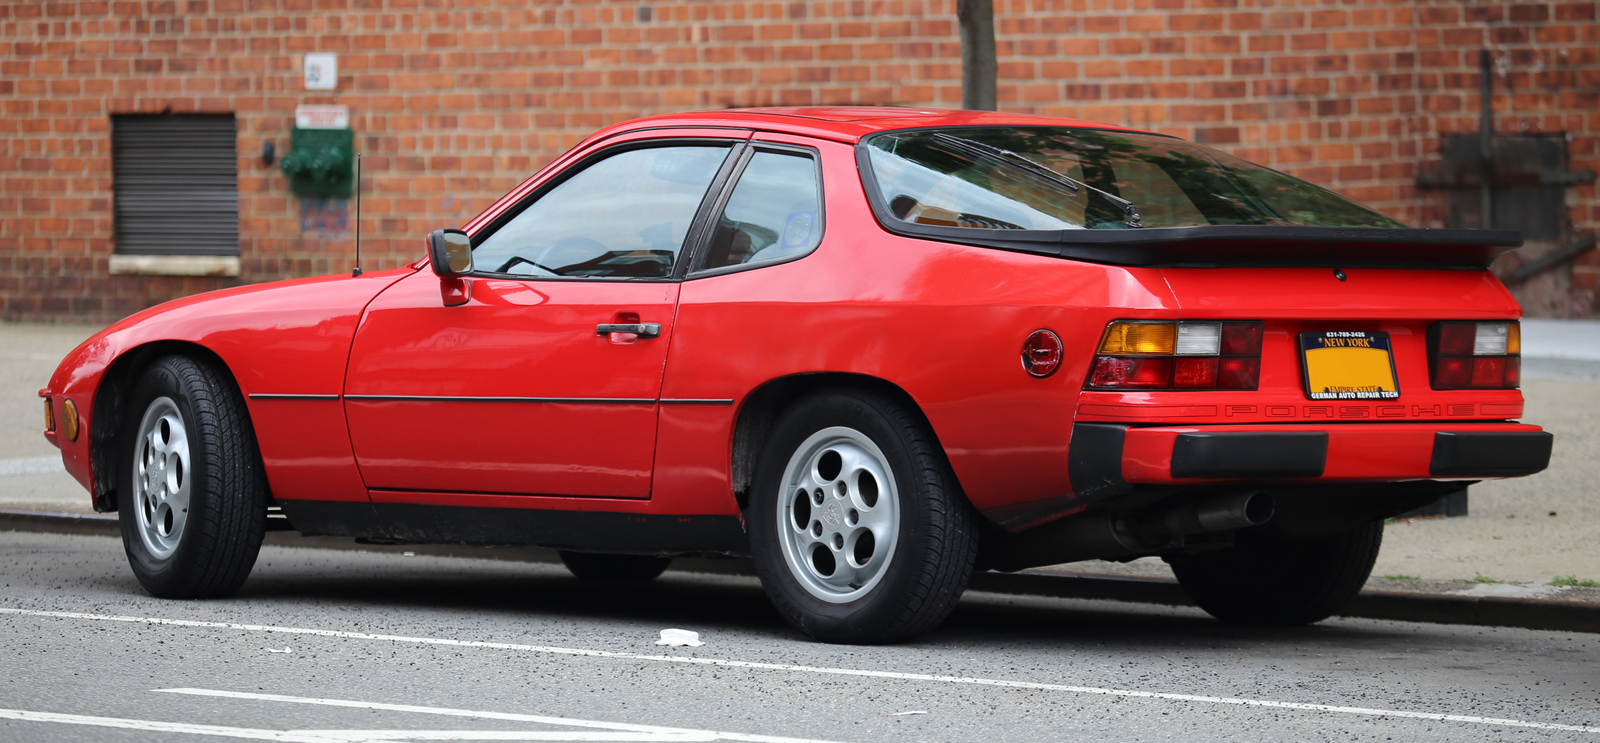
[865, 127, 1407, 230]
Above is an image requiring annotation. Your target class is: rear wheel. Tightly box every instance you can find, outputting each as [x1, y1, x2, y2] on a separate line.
[557, 551, 672, 583]
[1169, 521, 1383, 626]
[117, 354, 267, 599]
[749, 388, 979, 644]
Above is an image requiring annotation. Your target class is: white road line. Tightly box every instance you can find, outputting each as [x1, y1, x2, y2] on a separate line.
[0, 708, 759, 742]
[161, 689, 838, 743]
[0, 455, 64, 477]
[5, 607, 1598, 735]
[0, 708, 348, 742]
[292, 733, 713, 741]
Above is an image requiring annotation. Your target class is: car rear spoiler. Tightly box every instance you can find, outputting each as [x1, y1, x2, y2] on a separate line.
[882, 224, 1524, 270]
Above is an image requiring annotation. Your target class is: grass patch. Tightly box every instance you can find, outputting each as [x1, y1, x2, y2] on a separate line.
[1383, 574, 1420, 580]
[1551, 576, 1600, 587]
[1453, 573, 1504, 584]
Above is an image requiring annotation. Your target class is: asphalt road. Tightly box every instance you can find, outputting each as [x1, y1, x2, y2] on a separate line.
[1, 531, 1596, 742]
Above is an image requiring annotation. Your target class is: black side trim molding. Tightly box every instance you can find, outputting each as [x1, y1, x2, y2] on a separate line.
[1429, 431, 1553, 477]
[275, 500, 749, 557]
[1170, 432, 1328, 479]
[248, 393, 341, 400]
[343, 395, 656, 404]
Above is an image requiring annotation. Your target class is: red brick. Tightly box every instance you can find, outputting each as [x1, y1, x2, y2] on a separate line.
[2, 0, 1597, 322]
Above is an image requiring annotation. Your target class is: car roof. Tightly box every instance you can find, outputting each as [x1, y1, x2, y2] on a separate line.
[587, 107, 1152, 145]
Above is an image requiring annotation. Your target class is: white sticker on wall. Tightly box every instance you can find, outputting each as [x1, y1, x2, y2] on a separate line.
[304, 53, 338, 90]
[295, 104, 349, 129]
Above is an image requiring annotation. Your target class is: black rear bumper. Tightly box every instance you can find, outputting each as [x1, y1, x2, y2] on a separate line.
[1429, 431, 1554, 477]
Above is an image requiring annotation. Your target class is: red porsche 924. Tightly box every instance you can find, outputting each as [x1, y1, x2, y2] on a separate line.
[42, 108, 1552, 643]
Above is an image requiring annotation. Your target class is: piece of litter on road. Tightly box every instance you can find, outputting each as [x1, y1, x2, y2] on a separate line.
[266, 647, 292, 654]
[656, 628, 703, 647]
[893, 711, 929, 716]
[402, 551, 416, 557]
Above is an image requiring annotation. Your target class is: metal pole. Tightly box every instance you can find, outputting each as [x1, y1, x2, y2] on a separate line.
[1479, 49, 1494, 229]
[352, 152, 363, 277]
[959, 0, 997, 111]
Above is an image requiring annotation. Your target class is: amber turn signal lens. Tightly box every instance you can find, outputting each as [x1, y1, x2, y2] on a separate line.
[1021, 329, 1064, 378]
[1507, 322, 1521, 355]
[1098, 322, 1176, 355]
[61, 399, 79, 442]
[43, 399, 55, 432]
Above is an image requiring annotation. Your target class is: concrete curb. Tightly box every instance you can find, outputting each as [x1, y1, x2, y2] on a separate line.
[6, 509, 1596, 634]
[967, 571, 1600, 634]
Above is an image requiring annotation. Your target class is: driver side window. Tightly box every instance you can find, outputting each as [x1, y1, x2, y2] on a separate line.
[472, 145, 731, 279]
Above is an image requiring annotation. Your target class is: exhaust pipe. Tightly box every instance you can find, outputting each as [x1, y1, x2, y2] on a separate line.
[1157, 491, 1274, 537]
[982, 492, 1275, 572]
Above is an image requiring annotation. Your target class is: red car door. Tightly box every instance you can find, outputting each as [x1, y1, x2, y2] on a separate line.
[344, 141, 740, 498]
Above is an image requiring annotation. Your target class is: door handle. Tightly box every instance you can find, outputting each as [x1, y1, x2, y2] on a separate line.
[596, 323, 661, 339]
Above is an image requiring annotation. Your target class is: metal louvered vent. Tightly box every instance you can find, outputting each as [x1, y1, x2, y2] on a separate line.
[112, 114, 240, 255]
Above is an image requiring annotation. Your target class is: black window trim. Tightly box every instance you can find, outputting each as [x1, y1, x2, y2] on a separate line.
[685, 141, 827, 279]
[466, 136, 750, 283]
[854, 125, 1521, 270]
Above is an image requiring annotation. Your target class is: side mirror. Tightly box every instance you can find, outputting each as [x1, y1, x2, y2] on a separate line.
[428, 228, 474, 278]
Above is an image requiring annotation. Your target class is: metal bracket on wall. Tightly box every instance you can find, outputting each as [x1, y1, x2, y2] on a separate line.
[1505, 232, 1600, 285]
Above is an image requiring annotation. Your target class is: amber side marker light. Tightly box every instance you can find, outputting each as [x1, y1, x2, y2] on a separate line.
[1429, 321, 1520, 389]
[1088, 320, 1264, 390]
[43, 398, 55, 433]
[60, 399, 80, 442]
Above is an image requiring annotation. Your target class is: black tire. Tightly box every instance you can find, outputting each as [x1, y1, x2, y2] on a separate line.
[1169, 521, 1384, 626]
[117, 354, 268, 599]
[558, 551, 672, 583]
[748, 388, 980, 644]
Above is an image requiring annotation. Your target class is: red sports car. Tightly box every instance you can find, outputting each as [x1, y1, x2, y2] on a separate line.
[42, 108, 1551, 643]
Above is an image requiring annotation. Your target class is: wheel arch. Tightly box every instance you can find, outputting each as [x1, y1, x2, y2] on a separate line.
[729, 372, 957, 512]
[88, 340, 246, 512]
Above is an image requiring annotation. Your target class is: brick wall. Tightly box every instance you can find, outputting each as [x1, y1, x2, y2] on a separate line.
[2, 0, 1596, 322]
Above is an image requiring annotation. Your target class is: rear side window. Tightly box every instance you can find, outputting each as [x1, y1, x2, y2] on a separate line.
[865, 127, 1406, 230]
[473, 145, 730, 279]
[698, 150, 823, 272]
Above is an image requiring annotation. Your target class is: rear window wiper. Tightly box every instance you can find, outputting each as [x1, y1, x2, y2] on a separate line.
[931, 132, 1143, 228]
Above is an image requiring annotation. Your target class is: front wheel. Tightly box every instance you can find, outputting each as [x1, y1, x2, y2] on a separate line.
[117, 355, 268, 599]
[748, 388, 979, 644]
[1169, 521, 1383, 626]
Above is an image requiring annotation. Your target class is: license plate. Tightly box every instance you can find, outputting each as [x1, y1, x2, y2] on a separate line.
[1300, 331, 1400, 400]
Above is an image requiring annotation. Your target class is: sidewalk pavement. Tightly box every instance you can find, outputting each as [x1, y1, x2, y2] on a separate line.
[4, 319, 1599, 606]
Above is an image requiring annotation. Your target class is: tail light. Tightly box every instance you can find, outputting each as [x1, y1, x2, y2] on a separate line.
[1087, 321, 1263, 390]
[1429, 321, 1520, 389]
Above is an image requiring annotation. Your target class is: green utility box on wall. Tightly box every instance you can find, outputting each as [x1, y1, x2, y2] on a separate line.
[280, 126, 354, 197]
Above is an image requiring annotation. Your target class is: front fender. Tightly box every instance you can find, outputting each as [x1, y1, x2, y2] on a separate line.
[45, 268, 415, 509]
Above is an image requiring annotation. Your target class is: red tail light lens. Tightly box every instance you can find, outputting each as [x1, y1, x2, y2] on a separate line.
[1434, 356, 1472, 388]
[1172, 357, 1218, 388]
[1437, 323, 1476, 356]
[1087, 320, 1261, 391]
[1471, 357, 1506, 387]
[1430, 321, 1520, 390]
[1218, 357, 1261, 389]
[1221, 323, 1263, 355]
[1089, 357, 1172, 388]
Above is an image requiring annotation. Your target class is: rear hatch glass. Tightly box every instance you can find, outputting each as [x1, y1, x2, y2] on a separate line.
[865, 127, 1407, 231]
